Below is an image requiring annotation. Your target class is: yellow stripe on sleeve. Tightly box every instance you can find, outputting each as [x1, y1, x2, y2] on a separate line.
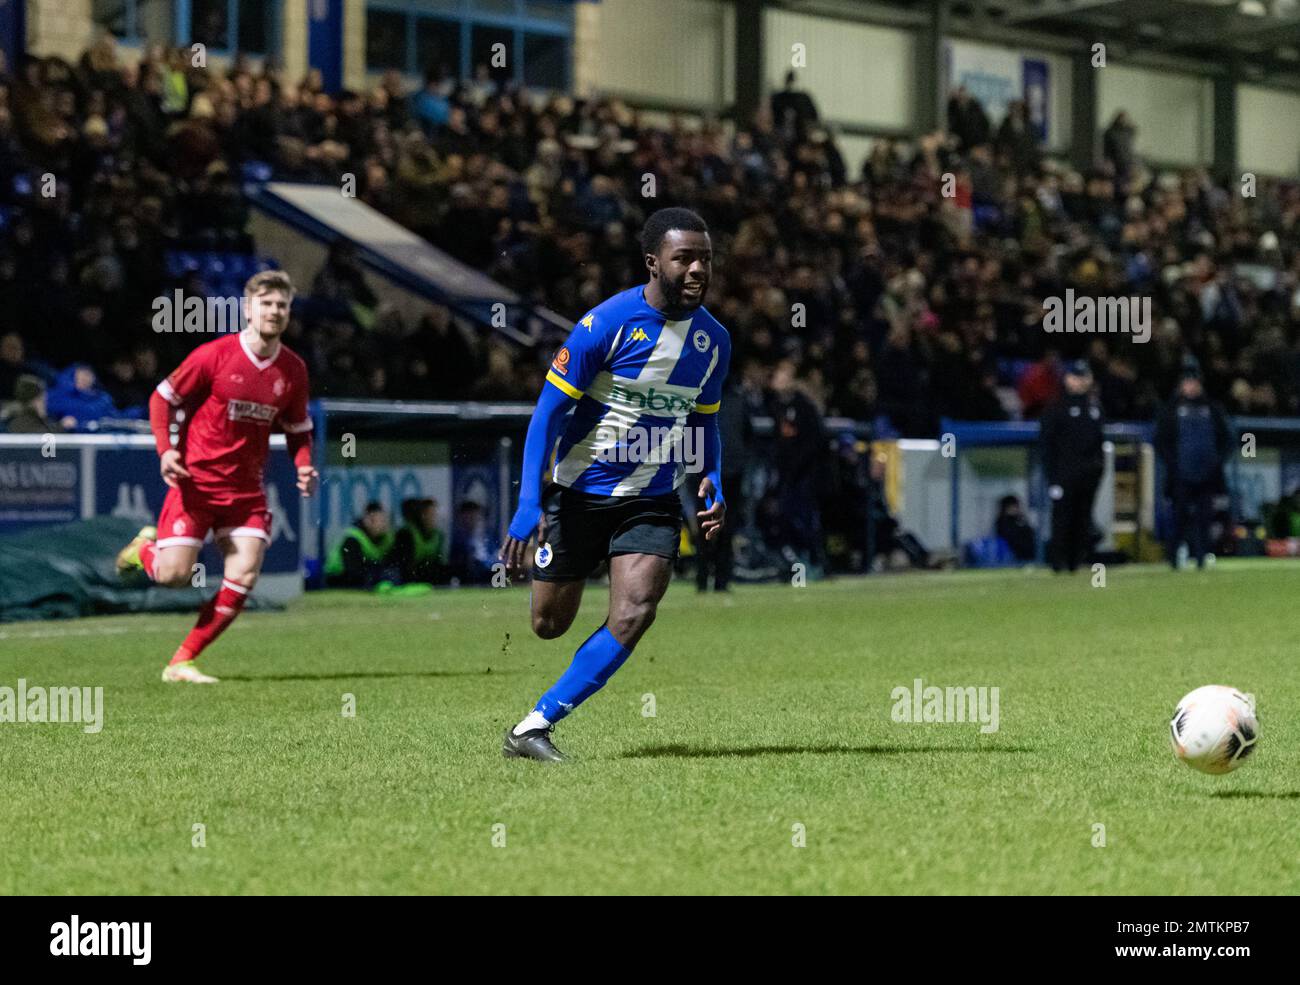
[546, 370, 583, 400]
[694, 400, 721, 414]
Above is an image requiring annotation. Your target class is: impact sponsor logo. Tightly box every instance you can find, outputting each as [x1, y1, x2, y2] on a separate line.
[152, 291, 246, 334]
[592, 424, 705, 472]
[0, 679, 104, 734]
[226, 399, 277, 425]
[1042, 290, 1151, 343]
[50, 915, 150, 965]
[606, 382, 697, 416]
[890, 677, 1000, 734]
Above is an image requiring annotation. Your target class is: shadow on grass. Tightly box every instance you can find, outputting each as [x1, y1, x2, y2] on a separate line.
[221, 669, 513, 682]
[1209, 790, 1300, 800]
[620, 743, 1034, 759]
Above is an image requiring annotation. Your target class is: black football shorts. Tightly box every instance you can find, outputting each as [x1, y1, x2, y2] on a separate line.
[531, 484, 682, 581]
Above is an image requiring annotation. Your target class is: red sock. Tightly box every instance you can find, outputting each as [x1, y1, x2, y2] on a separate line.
[140, 540, 157, 580]
[175, 579, 249, 662]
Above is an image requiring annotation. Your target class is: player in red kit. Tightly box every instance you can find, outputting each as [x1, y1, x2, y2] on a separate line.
[116, 270, 319, 682]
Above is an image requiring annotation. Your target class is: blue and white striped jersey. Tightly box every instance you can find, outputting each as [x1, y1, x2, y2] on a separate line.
[543, 286, 731, 496]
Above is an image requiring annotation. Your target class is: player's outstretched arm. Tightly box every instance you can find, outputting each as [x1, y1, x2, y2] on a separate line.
[691, 409, 726, 541]
[500, 382, 574, 575]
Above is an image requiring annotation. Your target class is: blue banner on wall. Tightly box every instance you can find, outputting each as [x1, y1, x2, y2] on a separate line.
[0, 0, 23, 84]
[0, 447, 80, 532]
[1022, 59, 1050, 145]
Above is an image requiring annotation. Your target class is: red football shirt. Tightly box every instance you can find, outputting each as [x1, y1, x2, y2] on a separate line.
[155, 333, 312, 494]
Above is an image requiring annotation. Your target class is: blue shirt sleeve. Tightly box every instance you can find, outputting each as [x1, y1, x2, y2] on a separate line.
[694, 329, 731, 413]
[543, 309, 616, 400]
[506, 310, 616, 542]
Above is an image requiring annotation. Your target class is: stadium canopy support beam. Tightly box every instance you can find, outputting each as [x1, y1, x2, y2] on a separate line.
[915, 0, 949, 134]
[1213, 70, 1238, 183]
[734, 0, 764, 128]
[1070, 46, 1097, 172]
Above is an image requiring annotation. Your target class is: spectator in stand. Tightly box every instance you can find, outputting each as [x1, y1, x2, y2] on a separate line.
[0, 332, 35, 400]
[6, 40, 1300, 435]
[0, 374, 64, 433]
[46, 363, 116, 430]
[312, 238, 378, 328]
[995, 99, 1040, 177]
[768, 359, 825, 568]
[995, 494, 1037, 562]
[393, 497, 448, 585]
[947, 86, 992, 151]
[1102, 111, 1138, 190]
[410, 68, 450, 137]
[695, 373, 752, 593]
[449, 500, 496, 585]
[325, 502, 396, 588]
[101, 351, 151, 413]
[1269, 486, 1300, 539]
[770, 71, 820, 142]
[1018, 350, 1063, 420]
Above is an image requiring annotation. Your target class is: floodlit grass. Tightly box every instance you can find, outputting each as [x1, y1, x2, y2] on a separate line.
[2, 560, 1298, 895]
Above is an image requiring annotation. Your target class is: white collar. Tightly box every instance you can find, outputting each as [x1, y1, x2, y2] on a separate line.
[239, 330, 280, 371]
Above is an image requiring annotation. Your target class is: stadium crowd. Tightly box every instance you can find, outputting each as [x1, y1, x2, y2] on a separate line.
[3, 38, 1300, 440]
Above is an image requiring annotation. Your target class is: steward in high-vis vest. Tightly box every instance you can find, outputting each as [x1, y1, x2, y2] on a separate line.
[393, 497, 448, 585]
[325, 502, 395, 588]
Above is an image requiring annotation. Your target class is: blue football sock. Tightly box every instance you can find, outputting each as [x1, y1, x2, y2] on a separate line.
[535, 625, 633, 723]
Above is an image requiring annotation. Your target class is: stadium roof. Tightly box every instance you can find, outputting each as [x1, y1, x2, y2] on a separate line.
[998, 0, 1300, 80]
[779, 0, 1300, 88]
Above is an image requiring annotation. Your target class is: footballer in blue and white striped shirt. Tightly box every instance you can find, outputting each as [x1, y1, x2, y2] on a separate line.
[499, 208, 731, 762]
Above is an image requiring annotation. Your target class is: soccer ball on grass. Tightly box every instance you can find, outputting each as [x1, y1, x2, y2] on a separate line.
[1169, 685, 1258, 775]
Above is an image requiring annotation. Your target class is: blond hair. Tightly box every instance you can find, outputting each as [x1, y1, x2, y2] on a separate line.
[244, 269, 295, 298]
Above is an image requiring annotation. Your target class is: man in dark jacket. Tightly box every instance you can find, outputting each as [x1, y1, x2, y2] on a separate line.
[1040, 360, 1105, 572]
[768, 360, 825, 568]
[1154, 361, 1232, 570]
[695, 375, 752, 592]
[770, 71, 820, 143]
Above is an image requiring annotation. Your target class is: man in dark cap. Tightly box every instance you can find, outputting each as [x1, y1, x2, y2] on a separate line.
[1155, 358, 1232, 569]
[1039, 360, 1106, 572]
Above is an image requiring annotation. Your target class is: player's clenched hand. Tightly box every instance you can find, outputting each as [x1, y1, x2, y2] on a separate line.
[500, 502, 542, 577]
[297, 465, 320, 497]
[697, 476, 726, 541]
[159, 449, 191, 488]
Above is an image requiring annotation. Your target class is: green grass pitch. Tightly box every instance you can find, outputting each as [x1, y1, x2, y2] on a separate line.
[3, 560, 1298, 895]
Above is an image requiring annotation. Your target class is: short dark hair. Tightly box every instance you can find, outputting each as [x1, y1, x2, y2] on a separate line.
[641, 207, 708, 256]
[401, 497, 435, 525]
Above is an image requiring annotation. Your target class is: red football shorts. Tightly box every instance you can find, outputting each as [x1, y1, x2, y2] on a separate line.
[155, 484, 272, 549]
